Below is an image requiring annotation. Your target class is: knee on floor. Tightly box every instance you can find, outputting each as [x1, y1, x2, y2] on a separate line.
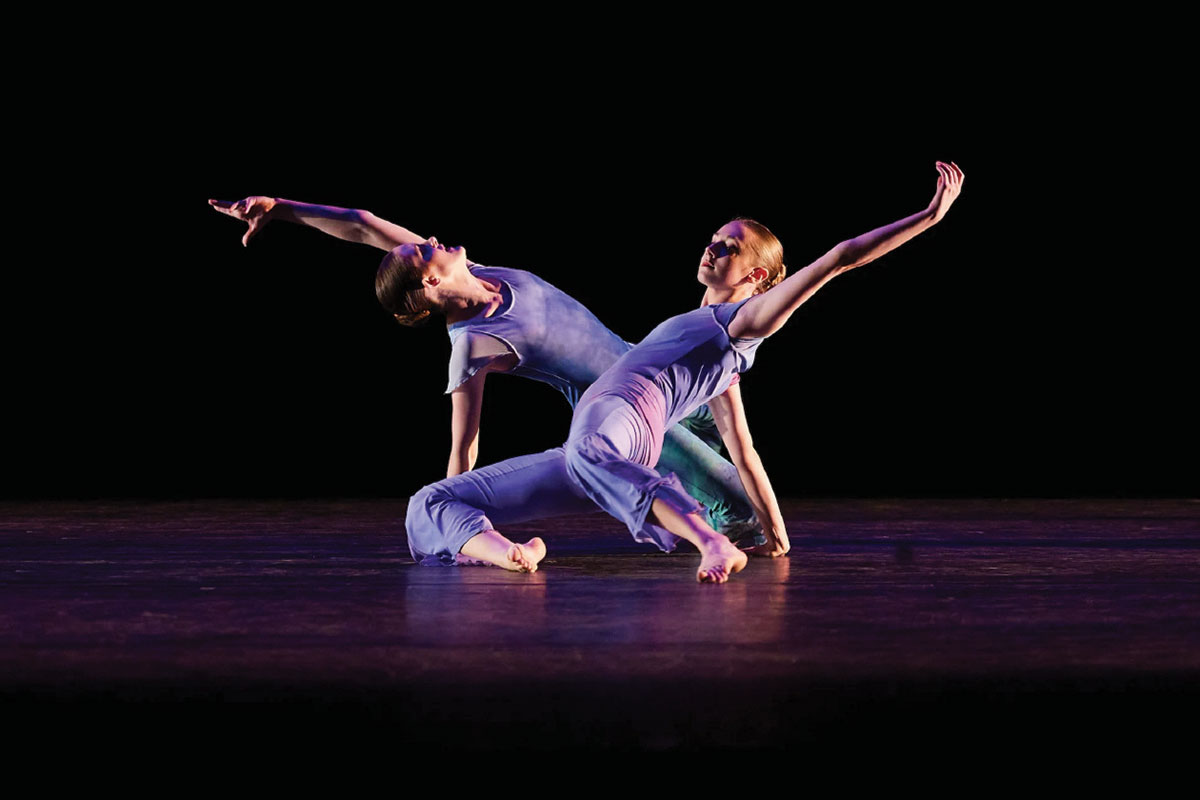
[405, 482, 445, 531]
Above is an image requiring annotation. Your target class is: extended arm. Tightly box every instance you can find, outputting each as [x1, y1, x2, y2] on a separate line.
[208, 196, 427, 251]
[446, 352, 519, 478]
[730, 161, 964, 340]
[447, 372, 486, 478]
[708, 383, 789, 557]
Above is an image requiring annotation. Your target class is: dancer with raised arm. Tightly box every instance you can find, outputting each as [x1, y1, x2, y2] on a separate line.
[208, 196, 760, 549]
[406, 161, 965, 580]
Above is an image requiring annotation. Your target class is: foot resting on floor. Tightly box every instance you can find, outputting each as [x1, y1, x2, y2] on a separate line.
[697, 535, 748, 583]
[506, 537, 546, 572]
[459, 530, 547, 572]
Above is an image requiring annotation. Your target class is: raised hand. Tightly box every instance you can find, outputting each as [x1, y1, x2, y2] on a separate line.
[208, 196, 278, 246]
[927, 161, 965, 224]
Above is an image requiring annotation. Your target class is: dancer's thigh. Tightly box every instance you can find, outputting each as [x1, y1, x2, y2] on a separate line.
[658, 423, 753, 528]
[569, 393, 662, 467]
[443, 447, 597, 525]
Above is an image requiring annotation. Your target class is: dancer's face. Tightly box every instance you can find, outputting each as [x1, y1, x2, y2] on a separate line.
[697, 222, 765, 290]
[398, 237, 468, 277]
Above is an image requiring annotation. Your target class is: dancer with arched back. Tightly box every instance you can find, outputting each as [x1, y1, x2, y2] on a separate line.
[406, 162, 965, 580]
[209, 196, 761, 548]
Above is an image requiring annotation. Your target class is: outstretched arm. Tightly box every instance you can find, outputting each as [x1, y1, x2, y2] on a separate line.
[708, 383, 789, 557]
[729, 161, 964, 340]
[208, 196, 427, 251]
[446, 352, 519, 477]
[447, 373, 486, 478]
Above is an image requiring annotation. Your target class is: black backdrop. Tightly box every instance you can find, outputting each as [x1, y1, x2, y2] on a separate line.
[6, 55, 1190, 499]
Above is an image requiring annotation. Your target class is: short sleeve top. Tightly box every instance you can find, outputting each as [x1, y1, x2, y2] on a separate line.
[580, 298, 765, 430]
[444, 266, 634, 407]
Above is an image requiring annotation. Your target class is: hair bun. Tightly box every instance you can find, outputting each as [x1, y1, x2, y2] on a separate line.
[394, 309, 433, 327]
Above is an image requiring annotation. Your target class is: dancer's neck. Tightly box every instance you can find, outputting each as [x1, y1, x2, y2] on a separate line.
[701, 284, 756, 307]
[443, 276, 504, 324]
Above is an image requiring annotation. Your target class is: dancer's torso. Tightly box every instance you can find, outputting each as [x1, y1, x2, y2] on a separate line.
[445, 266, 633, 407]
[580, 299, 764, 430]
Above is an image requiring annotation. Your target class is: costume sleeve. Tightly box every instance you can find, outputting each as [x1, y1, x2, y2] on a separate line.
[714, 299, 765, 354]
[445, 331, 518, 393]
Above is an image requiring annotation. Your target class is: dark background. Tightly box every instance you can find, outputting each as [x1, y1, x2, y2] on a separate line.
[6, 46, 1191, 500]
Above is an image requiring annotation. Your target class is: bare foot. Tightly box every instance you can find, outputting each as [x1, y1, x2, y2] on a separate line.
[521, 537, 547, 568]
[505, 537, 547, 573]
[459, 530, 548, 572]
[696, 536, 748, 583]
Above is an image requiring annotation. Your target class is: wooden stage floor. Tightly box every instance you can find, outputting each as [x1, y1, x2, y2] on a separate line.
[2, 498, 1197, 760]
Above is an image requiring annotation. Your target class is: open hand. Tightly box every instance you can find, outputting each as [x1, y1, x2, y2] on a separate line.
[927, 161, 964, 224]
[208, 196, 277, 246]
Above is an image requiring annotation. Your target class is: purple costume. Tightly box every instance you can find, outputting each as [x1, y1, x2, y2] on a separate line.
[443, 266, 754, 522]
[406, 298, 763, 563]
[563, 299, 763, 551]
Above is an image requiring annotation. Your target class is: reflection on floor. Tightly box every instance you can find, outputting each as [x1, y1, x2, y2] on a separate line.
[2, 498, 1197, 759]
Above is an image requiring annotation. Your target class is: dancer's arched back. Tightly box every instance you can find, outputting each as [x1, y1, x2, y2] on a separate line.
[208, 196, 760, 541]
[406, 161, 965, 580]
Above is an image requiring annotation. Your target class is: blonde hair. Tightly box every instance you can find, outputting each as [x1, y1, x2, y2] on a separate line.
[375, 246, 435, 327]
[733, 217, 787, 294]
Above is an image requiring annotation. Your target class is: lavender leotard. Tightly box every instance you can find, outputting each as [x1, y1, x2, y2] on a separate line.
[406, 297, 763, 564]
[448, 266, 752, 527]
[563, 299, 763, 551]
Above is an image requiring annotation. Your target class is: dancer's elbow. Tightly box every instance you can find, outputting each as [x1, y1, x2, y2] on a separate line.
[446, 449, 472, 478]
[725, 432, 756, 468]
[731, 445, 759, 474]
[828, 241, 861, 272]
[347, 210, 380, 242]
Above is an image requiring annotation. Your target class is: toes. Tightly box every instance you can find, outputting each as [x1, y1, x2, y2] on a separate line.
[508, 544, 533, 572]
[698, 565, 730, 583]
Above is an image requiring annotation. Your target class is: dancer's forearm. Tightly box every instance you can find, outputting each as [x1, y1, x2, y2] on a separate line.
[448, 375, 486, 478]
[210, 195, 424, 250]
[731, 447, 789, 554]
[709, 386, 789, 555]
[269, 199, 421, 251]
[732, 161, 964, 340]
[447, 437, 480, 478]
[840, 206, 937, 271]
[736, 206, 937, 339]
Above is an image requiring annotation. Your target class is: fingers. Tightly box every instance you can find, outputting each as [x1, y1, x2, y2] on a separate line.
[242, 217, 263, 247]
[936, 161, 964, 188]
[209, 197, 261, 222]
[209, 198, 237, 216]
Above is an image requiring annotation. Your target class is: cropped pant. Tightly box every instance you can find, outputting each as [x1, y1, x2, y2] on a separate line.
[405, 403, 752, 564]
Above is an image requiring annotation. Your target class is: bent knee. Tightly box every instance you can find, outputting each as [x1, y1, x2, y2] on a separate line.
[405, 482, 446, 532]
[564, 431, 603, 472]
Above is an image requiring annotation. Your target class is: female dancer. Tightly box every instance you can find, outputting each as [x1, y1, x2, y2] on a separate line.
[208, 196, 759, 542]
[406, 161, 965, 580]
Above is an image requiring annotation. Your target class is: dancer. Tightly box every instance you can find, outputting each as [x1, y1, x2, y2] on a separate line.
[208, 195, 759, 543]
[406, 161, 965, 580]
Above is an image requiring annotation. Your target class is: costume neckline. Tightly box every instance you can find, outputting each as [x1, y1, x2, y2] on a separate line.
[447, 268, 514, 332]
